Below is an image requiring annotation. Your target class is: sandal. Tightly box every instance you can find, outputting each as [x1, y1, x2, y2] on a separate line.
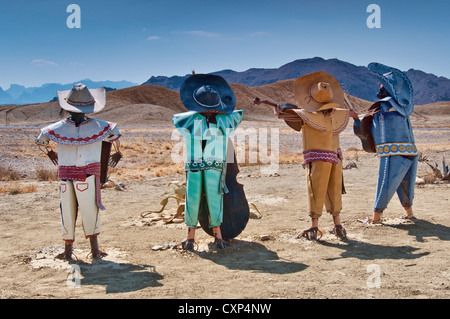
[176, 238, 196, 251]
[296, 227, 322, 241]
[213, 238, 229, 250]
[401, 214, 416, 220]
[89, 249, 108, 259]
[56, 242, 77, 261]
[331, 225, 347, 239]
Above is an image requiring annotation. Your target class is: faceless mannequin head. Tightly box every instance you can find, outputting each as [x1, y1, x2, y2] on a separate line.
[70, 112, 86, 126]
[377, 84, 391, 100]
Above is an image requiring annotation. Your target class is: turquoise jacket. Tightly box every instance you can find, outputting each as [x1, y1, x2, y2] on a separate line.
[173, 110, 243, 193]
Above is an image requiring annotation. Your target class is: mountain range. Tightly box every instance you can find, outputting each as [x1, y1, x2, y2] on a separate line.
[1, 57, 449, 106]
[0, 79, 137, 105]
[142, 57, 450, 105]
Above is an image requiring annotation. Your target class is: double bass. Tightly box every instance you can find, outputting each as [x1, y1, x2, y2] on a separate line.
[198, 138, 250, 240]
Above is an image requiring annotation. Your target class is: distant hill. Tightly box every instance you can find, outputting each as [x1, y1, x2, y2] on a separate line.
[1, 80, 448, 129]
[0, 79, 137, 105]
[142, 57, 450, 105]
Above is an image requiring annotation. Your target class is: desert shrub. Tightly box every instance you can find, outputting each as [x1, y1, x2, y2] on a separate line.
[0, 165, 20, 181]
[35, 167, 58, 181]
[0, 182, 37, 195]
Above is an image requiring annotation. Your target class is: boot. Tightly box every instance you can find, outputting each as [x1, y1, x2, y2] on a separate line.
[89, 236, 108, 259]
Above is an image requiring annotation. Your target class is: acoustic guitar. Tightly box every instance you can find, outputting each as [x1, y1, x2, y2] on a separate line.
[343, 94, 376, 153]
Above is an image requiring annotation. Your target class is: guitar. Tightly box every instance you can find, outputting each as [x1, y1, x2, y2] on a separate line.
[253, 97, 299, 113]
[253, 97, 303, 131]
[343, 94, 376, 153]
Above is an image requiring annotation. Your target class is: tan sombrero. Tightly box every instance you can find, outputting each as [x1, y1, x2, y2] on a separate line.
[294, 71, 344, 112]
[57, 83, 106, 113]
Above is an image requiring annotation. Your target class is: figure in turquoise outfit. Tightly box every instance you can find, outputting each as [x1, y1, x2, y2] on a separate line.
[173, 73, 248, 250]
[350, 63, 418, 224]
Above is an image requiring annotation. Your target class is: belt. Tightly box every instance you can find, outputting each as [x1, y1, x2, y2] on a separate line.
[58, 162, 105, 210]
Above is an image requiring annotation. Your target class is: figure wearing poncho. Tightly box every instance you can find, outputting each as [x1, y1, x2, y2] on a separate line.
[36, 117, 121, 240]
[35, 83, 122, 259]
[280, 107, 349, 219]
[260, 71, 350, 240]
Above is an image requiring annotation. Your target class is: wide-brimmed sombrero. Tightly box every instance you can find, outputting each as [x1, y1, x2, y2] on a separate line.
[57, 83, 106, 114]
[180, 74, 236, 114]
[367, 62, 413, 116]
[293, 71, 344, 112]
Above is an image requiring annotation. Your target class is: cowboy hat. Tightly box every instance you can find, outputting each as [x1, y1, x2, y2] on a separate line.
[367, 62, 413, 116]
[293, 71, 344, 112]
[180, 74, 236, 114]
[57, 83, 106, 113]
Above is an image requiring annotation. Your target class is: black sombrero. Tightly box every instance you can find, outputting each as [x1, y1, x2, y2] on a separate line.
[180, 73, 236, 114]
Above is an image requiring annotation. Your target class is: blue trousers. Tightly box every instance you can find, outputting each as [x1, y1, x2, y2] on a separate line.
[374, 155, 418, 213]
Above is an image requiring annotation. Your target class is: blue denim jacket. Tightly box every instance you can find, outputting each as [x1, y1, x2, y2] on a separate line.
[370, 97, 418, 157]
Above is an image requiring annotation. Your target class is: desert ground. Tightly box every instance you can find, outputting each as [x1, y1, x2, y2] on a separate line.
[0, 83, 449, 301]
[0, 119, 449, 301]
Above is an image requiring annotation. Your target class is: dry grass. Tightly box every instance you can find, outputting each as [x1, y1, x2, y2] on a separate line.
[110, 137, 185, 179]
[0, 182, 37, 195]
[0, 165, 20, 181]
[35, 168, 57, 181]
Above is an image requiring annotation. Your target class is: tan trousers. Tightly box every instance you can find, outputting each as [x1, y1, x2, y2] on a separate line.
[305, 160, 343, 219]
[60, 175, 101, 241]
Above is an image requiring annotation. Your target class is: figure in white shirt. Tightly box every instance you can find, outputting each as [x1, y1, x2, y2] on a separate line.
[36, 83, 122, 260]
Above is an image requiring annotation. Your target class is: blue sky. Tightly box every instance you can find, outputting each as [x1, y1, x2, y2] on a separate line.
[0, 0, 449, 89]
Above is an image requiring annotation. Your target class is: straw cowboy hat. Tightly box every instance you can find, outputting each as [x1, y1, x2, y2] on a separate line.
[368, 62, 414, 116]
[180, 73, 236, 114]
[57, 83, 106, 113]
[293, 71, 344, 112]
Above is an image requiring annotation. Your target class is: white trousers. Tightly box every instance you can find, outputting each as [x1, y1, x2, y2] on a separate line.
[60, 175, 101, 241]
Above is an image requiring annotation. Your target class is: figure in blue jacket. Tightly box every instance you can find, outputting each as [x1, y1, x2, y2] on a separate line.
[351, 63, 418, 224]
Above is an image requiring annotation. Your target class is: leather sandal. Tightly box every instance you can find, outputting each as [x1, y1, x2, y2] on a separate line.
[213, 238, 229, 250]
[401, 214, 416, 220]
[331, 225, 347, 239]
[177, 238, 196, 251]
[56, 242, 75, 261]
[296, 227, 322, 241]
[89, 237, 108, 259]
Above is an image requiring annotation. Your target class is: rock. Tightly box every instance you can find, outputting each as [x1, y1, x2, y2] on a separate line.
[343, 161, 358, 169]
[415, 177, 425, 185]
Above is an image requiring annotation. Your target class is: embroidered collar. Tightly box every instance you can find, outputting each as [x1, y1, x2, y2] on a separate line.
[42, 118, 116, 145]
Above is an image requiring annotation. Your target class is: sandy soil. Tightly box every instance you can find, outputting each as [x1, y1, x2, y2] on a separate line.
[0, 120, 449, 301]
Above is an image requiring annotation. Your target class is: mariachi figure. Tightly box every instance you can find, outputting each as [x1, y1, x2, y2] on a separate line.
[173, 73, 249, 250]
[36, 83, 122, 260]
[255, 71, 349, 240]
[351, 63, 418, 224]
